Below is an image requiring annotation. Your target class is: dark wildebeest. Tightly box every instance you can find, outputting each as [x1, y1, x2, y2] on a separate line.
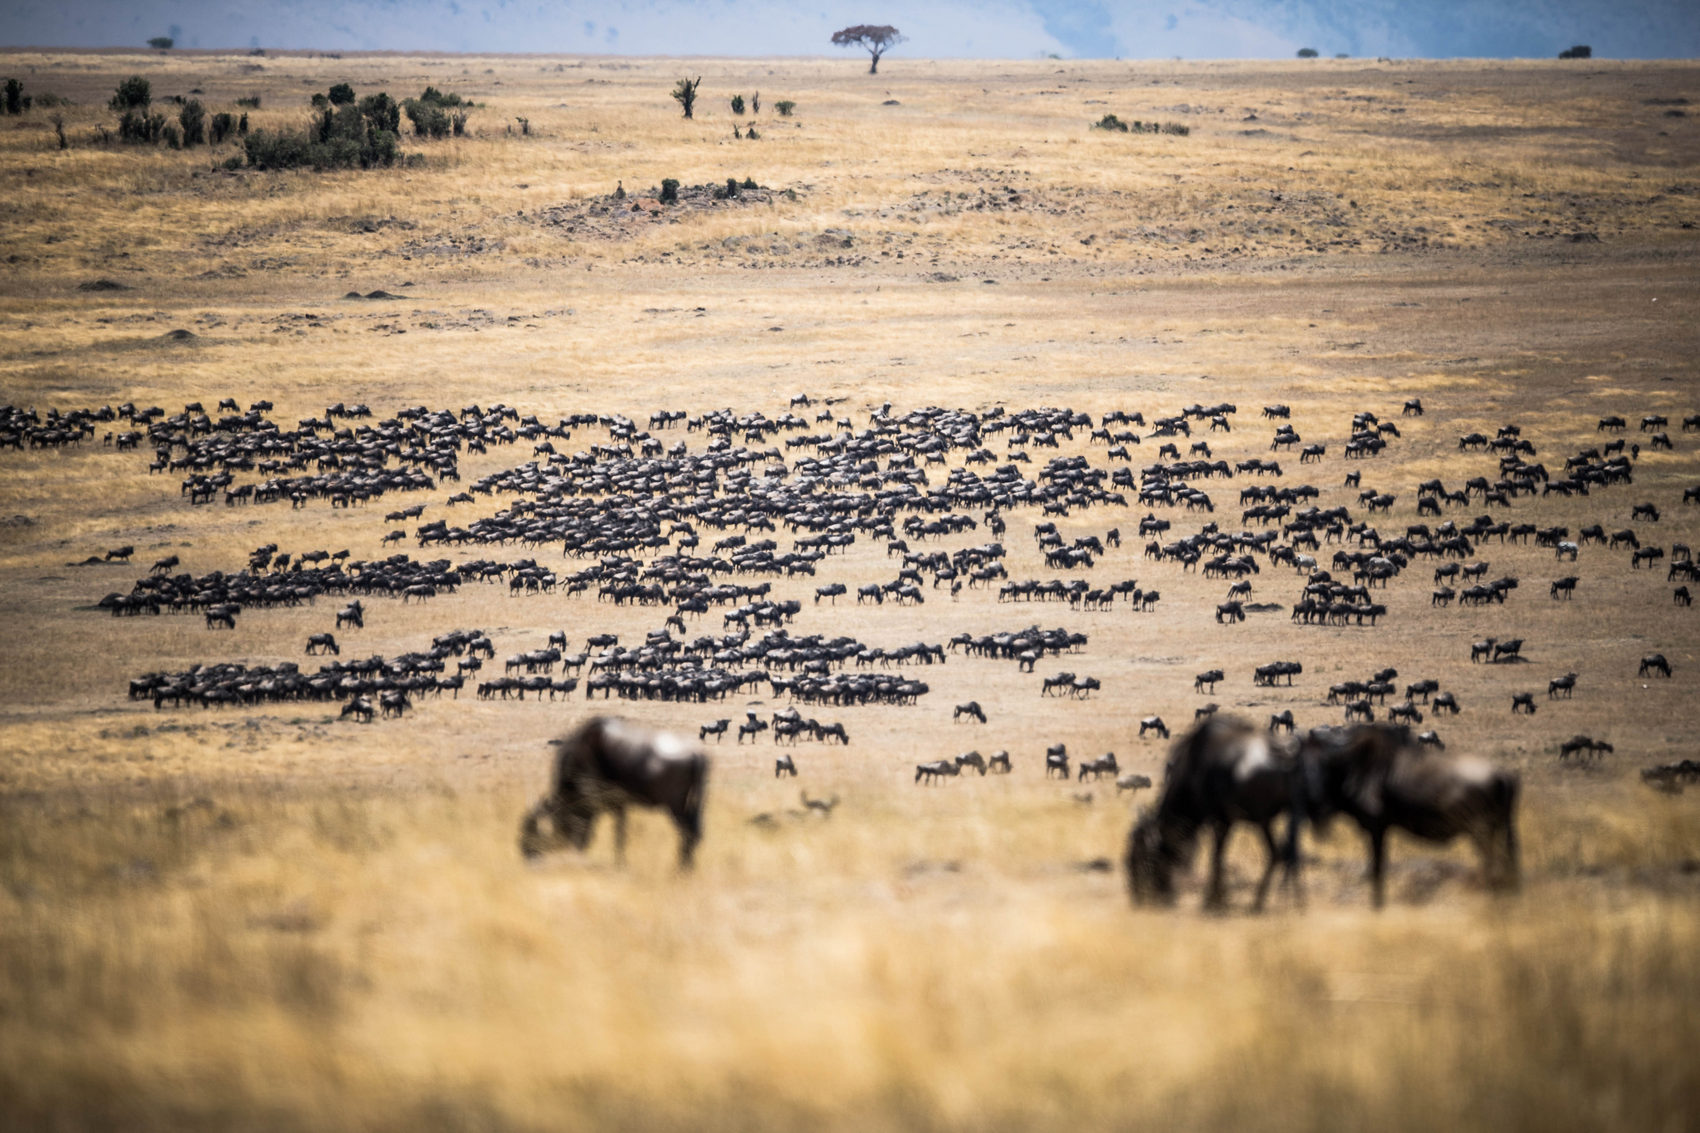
[1123, 715, 1302, 912]
[700, 719, 730, 742]
[775, 754, 797, 777]
[1078, 752, 1119, 781]
[305, 632, 339, 656]
[1639, 653, 1672, 678]
[1559, 735, 1613, 762]
[518, 717, 709, 869]
[954, 701, 987, 724]
[988, 750, 1012, 774]
[1139, 716, 1170, 740]
[915, 759, 960, 784]
[1298, 724, 1519, 908]
[1045, 744, 1069, 778]
[956, 751, 988, 776]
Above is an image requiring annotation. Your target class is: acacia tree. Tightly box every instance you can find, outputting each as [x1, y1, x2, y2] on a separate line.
[831, 25, 904, 74]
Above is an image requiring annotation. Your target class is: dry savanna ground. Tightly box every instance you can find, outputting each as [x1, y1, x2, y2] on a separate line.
[2, 48, 1700, 1131]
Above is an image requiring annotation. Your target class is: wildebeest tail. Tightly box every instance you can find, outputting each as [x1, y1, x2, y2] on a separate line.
[682, 752, 709, 830]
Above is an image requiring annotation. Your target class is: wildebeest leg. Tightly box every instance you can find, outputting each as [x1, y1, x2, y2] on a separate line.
[1205, 823, 1231, 910]
[1251, 823, 1281, 912]
[1367, 826, 1387, 909]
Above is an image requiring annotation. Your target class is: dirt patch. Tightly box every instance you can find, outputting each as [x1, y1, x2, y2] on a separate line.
[529, 182, 791, 242]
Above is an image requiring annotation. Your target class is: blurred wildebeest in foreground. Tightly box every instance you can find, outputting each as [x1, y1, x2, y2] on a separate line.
[1124, 715, 1303, 912]
[519, 717, 708, 869]
[1299, 724, 1519, 907]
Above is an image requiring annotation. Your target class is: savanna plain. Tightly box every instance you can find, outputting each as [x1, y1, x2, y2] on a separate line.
[1, 47, 1699, 1131]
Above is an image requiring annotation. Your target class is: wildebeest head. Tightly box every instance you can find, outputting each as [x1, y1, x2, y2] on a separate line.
[1123, 810, 1195, 905]
[518, 791, 596, 858]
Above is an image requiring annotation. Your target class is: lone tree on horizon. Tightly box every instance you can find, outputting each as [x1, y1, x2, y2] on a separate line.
[832, 25, 905, 74]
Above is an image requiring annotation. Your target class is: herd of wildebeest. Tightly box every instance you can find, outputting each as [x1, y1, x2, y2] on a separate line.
[6, 388, 1699, 908]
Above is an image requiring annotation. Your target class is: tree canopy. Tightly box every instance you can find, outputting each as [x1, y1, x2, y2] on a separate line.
[831, 25, 904, 74]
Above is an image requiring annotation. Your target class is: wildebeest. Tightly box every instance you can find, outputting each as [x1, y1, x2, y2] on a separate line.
[1194, 669, 1224, 693]
[1491, 639, 1525, 663]
[1124, 715, 1302, 911]
[954, 701, 987, 723]
[1045, 745, 1070, 778]
[956, 750, 988, 775]
[1078, 752, 1119, 781]
[305, 632, 339, 656]
[988, 750, 1012, 774]
[339, 696, 374, 723]
[1268, 709, 1295, 733]
[1139, 716, 1170, 740]
[1511, 692, 1537, 714]
[1639, 653, 1672, 678]
[336, 600, 365, 629]
[699, 719, 730, 742]
[1559, 735, 1613, 762]
[1117, 772, 1153, 794]
[775, 754, 797, 778]
[915, 759, 960, 784]
[518, 717, 709, 869]
[1547, 672, 1578, 699]
[1299, 724, 1519, 907]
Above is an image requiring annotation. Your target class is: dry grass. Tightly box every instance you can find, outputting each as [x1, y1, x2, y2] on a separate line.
[1, 49, 1698, 1131]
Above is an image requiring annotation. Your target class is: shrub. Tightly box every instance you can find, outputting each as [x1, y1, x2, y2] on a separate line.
[178, 99, 206, 146]
[235, 96, 260, 109]
[208, 111, 236, 144]
[730, 94, 745, 115]
[359, 93, 399, 133]
[405, 100, 450, 138]
[328, 83, 356, 105]
[243, 95, 401, 171]
[745, 126, 760, 139]
[110, 76, 151, 112]
[1297, 47, 1319, 58]
[751, 92, 760, 114]
[671, 76, 701, 119]
[4, 78, 23, 115]
[34, 92, 69, 108]
[162, 123, 181, 149]
[237, 112, 249, 134]
[117, 109, 165, 144]
[1559, 45, 1592, 59]
[660, 178, 680, 204]
[1093, 113, 1129, 132]
[148, 36, 174, 49]
[221, 154, 244, 170]
[741, 176, 758, 189]
[775, 100, 795, 117]
[311, 93, 329, 110]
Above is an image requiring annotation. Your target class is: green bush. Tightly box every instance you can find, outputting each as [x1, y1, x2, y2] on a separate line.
[359, 93, 399, 133]
[148, 36, 174, 49]
[110, 76, 151, 112]
[311, 93, 329, 110]
[1559, 45, 1592, 59]
[162, 123, 181, 149]
[405, 101, 450, 138]
[745, 126, 760, 139]
[660, 178, 680, 204]
[117, 109, 165, 143]
[208, 111, 236, 144]
[1297, 47, 1319, 58]
[243, 94, 401, 170]
[328, 83, 356, 105]
[4, 78, 23, 115]
[1093, 113, 1129, 132]
[775, 100, 795, 117]
[730, 94, 745, 115]
[235, 95, 260, 109]
[178, 99, 206, 146]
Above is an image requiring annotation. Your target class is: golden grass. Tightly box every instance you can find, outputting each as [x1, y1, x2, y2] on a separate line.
[0, 49, 1698, 1131]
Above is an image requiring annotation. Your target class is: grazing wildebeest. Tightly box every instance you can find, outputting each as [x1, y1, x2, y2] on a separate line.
[1642, 760, 1700, 792]
[1117, 772, 1153, 794]
[1639, 653, 1672, 678]
[305, 632, 339, 656]
[1045, 744, 1070, 778]
[1678, 586, 1693, 607]
[1416, 730, 1445, 750]
[1491, 639, 1524, 663]
[1559, 735, 1613, 762]
[336, 601, 364, 629]
[954, 701, 987, 724]
[800, 791, 839, 816]
[204, 604, 238, 630]
[1268, 710, 1295, 733]
[339, 696, 374, 723]
[1511, 692, 1537, 714]
[1139, 716, 1170, 740]
[1078, 752, 1119, 781]
[699, 719, 730, 742]
[1432, 692, 1460, 714]
[1124, 715, 1302, 911]
[956, 750, 988, 776]
[988, 750, 1012, 774]
[1299, 724, 1519, 908]
[518, 717, 709, 869]
[105, 545, 134, 562]
[915, 759, 960, 784]
[1549, 576, 1579, 600]
[775, 754, 797, 778]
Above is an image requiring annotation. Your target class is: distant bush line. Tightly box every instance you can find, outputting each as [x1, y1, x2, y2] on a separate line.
[1092, 113, 1189, 136]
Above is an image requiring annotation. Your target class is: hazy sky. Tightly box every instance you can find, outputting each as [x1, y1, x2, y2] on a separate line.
[5, 0, 1697, 59]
